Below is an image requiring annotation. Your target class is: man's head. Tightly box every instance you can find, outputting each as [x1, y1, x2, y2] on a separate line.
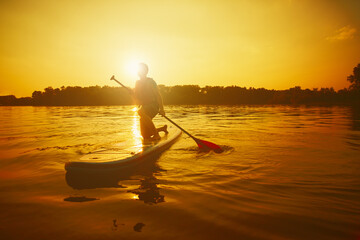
[137, 63, 149, 78]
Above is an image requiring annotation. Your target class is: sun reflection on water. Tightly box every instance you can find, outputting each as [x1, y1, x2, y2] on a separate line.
[131, 110, 143, 150]
[132, 195, 139, 200]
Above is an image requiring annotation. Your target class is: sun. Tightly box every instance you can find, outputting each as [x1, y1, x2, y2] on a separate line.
[125, 61, 140, 78]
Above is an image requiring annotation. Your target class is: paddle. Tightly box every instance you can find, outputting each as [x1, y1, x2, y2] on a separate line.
[110, 75, 133, 95]
[110, 75, 223, 153]
[163, 116, 223, 153]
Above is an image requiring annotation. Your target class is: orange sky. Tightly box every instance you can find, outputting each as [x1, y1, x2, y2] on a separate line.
[1, 0, 359, 97]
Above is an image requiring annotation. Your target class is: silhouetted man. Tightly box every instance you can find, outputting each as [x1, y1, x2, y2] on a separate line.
[134, 63, 167, 140]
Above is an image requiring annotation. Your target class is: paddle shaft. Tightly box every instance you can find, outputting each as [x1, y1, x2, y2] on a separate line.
[163, 115, 198, 141]
[111, 78, 133, 94]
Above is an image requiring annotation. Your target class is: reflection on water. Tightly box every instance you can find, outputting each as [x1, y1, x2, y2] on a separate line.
[65, 159, 164, 204]
[65, 113, 165, 204]
[64, 196, 99, 202]
[128, 177, 165, 204]
[350, 106, 360, 131]
[0, 106, 360, 240]
[345, 106, 360, 150]
[131, 107, 143, 150]
[133, 222, 145, 232]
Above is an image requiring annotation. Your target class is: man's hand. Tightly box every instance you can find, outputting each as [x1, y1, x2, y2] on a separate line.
[159, 109, 165, 117]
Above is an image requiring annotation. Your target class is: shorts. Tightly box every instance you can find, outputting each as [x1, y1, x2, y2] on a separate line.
[139, 103, 159, 119]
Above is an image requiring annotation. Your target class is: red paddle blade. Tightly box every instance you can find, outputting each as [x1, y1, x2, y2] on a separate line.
[195, 138, 223, 153]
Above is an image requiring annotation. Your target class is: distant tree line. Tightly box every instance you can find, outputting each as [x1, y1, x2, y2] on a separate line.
[1, 84, 358, 106]
[0, 86, 133, 106]
[1, 64, 359, 106]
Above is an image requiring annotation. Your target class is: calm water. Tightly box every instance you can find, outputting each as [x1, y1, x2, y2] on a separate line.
[0, 105, 359, 240]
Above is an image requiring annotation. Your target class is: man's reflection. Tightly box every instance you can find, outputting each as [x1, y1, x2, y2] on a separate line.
[127, 177, 164, 204]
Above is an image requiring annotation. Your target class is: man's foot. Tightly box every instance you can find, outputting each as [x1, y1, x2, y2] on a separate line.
[157, 125, 168, 134]
[164, 125, 169, 134]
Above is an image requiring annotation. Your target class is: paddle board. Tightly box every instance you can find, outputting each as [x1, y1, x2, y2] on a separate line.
[65, 127, 181, 171]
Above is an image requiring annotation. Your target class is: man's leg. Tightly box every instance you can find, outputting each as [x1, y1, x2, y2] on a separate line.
[138, 106, 164, 140]
[139, 117, 151, 139]
[139, 114, 160, 140]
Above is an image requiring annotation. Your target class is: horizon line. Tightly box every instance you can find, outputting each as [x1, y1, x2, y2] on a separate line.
[1, 84, 350, 98]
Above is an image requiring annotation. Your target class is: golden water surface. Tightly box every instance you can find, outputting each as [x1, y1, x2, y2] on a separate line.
[0, 106, 359, 239]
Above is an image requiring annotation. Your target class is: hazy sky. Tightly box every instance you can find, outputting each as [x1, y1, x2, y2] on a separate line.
[1, 0, 359, 96]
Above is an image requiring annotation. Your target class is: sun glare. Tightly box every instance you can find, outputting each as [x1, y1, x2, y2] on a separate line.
[125, 61, 140, 78]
